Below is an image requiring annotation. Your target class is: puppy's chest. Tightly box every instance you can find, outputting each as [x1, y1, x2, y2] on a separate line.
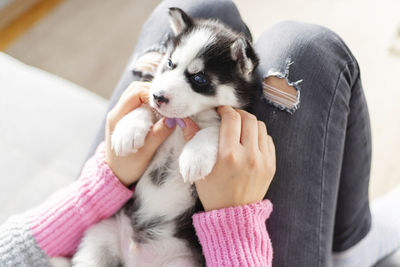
[124, 129, 197, 241]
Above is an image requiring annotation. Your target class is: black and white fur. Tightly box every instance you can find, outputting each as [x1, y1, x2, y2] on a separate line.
[71, 8, 259, 267]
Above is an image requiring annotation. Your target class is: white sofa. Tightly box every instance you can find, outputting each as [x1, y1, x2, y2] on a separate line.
[0, 52, 107, 222]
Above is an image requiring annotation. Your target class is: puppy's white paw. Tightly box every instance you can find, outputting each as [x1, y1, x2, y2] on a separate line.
[111, 110, 153, 156]
[179, 127, 219, 183]
[179, 141, 217, 184]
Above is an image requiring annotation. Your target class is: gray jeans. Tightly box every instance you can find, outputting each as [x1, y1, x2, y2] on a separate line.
[88, 0, 372, 266]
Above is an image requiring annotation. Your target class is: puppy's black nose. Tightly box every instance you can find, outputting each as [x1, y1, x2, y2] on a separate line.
[153, 94, 169, 105]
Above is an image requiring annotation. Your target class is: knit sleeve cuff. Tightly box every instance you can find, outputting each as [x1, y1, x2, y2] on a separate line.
[0, 214, 51, 267]
[192, 199, 273, 267]
[28, 142, 133, 257]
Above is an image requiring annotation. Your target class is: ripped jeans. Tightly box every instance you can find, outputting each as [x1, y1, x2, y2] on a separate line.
[87, 0, 372, 266]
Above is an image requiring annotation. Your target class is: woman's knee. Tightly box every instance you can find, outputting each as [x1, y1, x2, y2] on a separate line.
[151, 0, 251, 39]
[279, 21, 360, 89]
[256, 20, 360, 114]
[257, 20, 356, 70]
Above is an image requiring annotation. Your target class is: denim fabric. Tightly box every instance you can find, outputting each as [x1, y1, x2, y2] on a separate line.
[86, 1, 372, 266]
[253, 21, 372, 266]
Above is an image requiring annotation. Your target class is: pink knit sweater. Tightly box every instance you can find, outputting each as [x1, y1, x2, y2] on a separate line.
[27, 143, 273, 266]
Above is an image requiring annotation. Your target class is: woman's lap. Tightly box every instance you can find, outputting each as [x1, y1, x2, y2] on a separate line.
[253, 21, 371, 266]
[87, 1, 372, 266]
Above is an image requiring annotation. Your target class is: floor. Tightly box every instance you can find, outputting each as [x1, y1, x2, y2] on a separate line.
[3, 0, 400, 199]
[4, 0, 159, 98]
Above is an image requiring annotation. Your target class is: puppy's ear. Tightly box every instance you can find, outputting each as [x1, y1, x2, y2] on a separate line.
[231, 37, 259, 78]
[168, 7, 193, 36]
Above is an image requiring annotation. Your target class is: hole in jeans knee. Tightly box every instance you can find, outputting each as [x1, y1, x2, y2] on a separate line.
[263, 76, 300, 114]
[131, 51, 165, 81]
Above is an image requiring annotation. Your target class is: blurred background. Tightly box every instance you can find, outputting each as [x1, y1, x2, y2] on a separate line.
[0, 0, 399, 220]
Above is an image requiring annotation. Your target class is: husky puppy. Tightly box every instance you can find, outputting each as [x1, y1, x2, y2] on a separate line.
[72, 8, 259, 267]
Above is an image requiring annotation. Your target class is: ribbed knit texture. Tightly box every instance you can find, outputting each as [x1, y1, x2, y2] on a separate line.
[27, 142, 133, 257]
[0, 141, 275, 266]
[192, 199, 273, 267]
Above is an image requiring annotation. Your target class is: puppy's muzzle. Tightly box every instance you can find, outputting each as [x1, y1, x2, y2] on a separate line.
[153, 94, 170, 107]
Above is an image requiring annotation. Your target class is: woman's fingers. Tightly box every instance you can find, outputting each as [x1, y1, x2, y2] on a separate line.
[116, 83, 150, 116]
[236, 109, 258, 149]
[257, 121, 269, 152]
[108, 83, 150, 128]
[143, 118, 176, 155]
[217, 106, 241, 149]
[120, 81, 150, 101]
[267, 135, 277, 175]
[181, 118, 200, 142]
[267, 135, 276, 159]
[141, 116, 201, 156]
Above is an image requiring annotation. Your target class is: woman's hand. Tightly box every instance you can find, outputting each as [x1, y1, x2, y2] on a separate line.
[182, 106, 276, 211]
[105, 81, 175, 187]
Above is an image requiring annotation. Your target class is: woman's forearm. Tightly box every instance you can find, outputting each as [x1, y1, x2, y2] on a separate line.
[28, 142, 133, 257]
[0, 141, 133, 267]
[1, 141, 273, 266]
[193, 199, 273, 267]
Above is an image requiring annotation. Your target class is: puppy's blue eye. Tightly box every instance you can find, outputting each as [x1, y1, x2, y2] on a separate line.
[192, 73, 208, 85]
[167, 59, 173, 69]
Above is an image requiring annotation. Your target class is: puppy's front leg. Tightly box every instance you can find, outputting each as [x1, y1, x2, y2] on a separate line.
[111, 106, 154, 156]
[179, 125, 219, 183]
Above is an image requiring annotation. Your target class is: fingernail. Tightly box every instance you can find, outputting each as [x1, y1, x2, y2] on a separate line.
[165, 118, 176, 128]
[176, 118, 186, 128]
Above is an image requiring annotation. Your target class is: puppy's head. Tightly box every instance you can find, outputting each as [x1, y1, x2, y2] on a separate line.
[150, 8, 259, 118]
